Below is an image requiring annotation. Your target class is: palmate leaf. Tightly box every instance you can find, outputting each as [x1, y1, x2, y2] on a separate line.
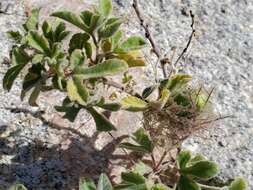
[51, 11, 89, 32]
[86, 107, 116, 131]
[74, 59, 128, 79]
[121, 96, 148, 112]
[97, 174, 113, 190]
[3, 47, 30, 91]
[177, 176, 200, 190]
[229, 177, 247, 190]
[26, 31, 50, 53]
[181, 161, 219, 179]
[99, 0, 113, 18]
[79, 178, 96, 190]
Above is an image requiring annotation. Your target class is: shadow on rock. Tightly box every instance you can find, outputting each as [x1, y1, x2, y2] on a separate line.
[0, 117, 127, 190]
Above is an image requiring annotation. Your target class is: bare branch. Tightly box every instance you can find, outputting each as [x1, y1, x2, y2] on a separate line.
[174, 10, 196, 67]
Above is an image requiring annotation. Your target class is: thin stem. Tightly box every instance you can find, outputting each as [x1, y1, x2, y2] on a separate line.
[108, 132, 135, 165]
[198, 183, 223, 190]
[151, 153, 156, 168]
[154, 150, 167, 171]
[174, 10, 195, 67]
[103, 78, 142, 98]
[132, 0, 167, 78]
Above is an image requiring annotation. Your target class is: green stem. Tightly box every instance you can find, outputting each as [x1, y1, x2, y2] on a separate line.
[198, 183, 223, 190]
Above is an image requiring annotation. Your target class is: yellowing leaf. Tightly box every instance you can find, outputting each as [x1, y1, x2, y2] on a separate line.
[75, 59, 128, 79]
[67, 77, 89, 105]
[121, 96, 148, 112]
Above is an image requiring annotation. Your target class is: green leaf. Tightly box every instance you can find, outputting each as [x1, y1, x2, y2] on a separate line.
[176, 150, 192, 169]
[3, 47, 30, 91]
[195, 93, 208, 110]
[178, 176, 200, 190]
[80, 11, 93, 27]
[21, 64, 44, 100]
[75, 59, 128, 79]
[115, 184, 147, 190]
[28, 81, 42, 106]
[26, 31, 50, 53]
[121, 172, 146, 185]
[8, 184, 28, 190]
[86, 107, 116, 131]
[7, 31, 22, 42]
[152, 184, 171, 190]
[98, 18, 123, 39]
[188, 154, 206, 166]
[181, 161, 219, 179]
[99, 0, 113, 17]
[111, 30, 123, 49]
[66, 77, 89, 105]
[89, 14, 103, 32]
[97, 101, 122, 111]
[68, 33, 90, 54]
[11, 47, 30, 65]
[132, 162, 152, 176]
[51, 11, 88, 32]
[97, 174, 113, 190]
[84, 42, 93, 58]
[132, 128, 153, 153]
[229, 177, 247, 190]
[121, 96, 148, 112]
[79, 178, 96, 190]
[55, 97, 81, 122]
[174, 94, 191, 107]
[164, 74, 192, 93]
[70, 49, 85, 69]
[120, 37, 147, 52]
[142, 85, 157, 99]
[3, 65, 25, 91]
[23, 8, 40, 31]
[120, 143, 151, 153]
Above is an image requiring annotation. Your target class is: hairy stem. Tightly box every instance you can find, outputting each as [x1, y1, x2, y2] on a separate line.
[198, 184, 223, 190]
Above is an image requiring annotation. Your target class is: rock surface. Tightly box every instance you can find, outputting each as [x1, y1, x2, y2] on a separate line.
[0, 0, 252, 189]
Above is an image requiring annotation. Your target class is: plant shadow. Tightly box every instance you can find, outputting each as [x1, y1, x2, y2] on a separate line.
[0, 110, 127, 190]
